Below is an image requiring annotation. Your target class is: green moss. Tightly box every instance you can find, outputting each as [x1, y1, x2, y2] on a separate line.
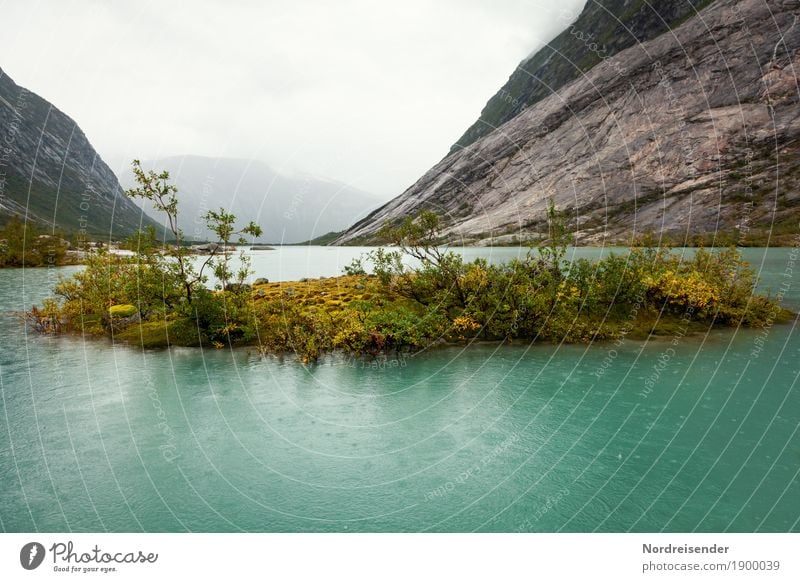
[622, 315, 710, 340]
[109, 304, 138, 318]
[115, 318, 202, 349]
[73, 314, 105, 335]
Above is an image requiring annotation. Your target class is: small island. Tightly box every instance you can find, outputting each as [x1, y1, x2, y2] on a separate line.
[26, 162, 791, 362]
[0, 218, 77, 268]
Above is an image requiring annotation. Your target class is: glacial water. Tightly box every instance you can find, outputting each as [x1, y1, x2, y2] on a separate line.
[0, 247, 798, 532]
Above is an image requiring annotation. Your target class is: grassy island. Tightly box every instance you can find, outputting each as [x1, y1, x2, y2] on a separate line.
[0, 218, 76, 268]
[27, 163, 791, 362]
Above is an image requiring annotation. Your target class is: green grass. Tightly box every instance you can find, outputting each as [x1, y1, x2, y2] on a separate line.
[109, 304, 137, 318]
[0, 172, 158, 237]
[114, 318, 203, 349]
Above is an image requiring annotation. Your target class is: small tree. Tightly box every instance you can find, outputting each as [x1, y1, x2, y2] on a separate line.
[126, 160, 197, 303]
[202, 207, 263, 291]
[125, 160, 265, 320]
[121, 224, 158, 254]
[380, 210, 445, 264]
[536, 199, 571, 278]
[379, 210, 467, 305]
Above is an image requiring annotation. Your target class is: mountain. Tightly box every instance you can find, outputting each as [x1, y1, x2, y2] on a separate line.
[0, 67, 158, 236]
[338, 0, 800, 245]
[451, 0, 715, 153]
[120, 156, 382, 244]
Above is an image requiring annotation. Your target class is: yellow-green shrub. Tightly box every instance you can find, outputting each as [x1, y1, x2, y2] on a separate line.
[109, 304, 138, 318]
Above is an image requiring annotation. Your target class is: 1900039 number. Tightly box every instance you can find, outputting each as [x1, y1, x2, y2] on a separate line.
[734, 560, 780, 571]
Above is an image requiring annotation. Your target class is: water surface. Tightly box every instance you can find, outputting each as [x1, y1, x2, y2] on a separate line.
[1, 247, 798, 532]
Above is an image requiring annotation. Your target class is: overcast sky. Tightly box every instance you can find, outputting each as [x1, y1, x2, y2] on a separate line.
[1, 0, 585, 199]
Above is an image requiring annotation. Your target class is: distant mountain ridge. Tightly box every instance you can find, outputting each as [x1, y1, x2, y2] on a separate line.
[0, 67, 158, 236]
[121, 156, 382, 244]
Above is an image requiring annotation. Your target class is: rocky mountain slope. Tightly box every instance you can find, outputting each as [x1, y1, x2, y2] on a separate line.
[338, 0, 800, 245]
[121, 156, 382, 244]
[0, 67, 158, 236]
[452, 0, 715, 153]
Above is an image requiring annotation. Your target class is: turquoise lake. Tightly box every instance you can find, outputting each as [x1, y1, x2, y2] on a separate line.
[1, 247, 798, 532]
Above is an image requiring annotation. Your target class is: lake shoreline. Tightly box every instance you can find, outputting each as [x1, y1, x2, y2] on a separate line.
[6, 243, 800, 271]
[24, 220, 793, 364]
[24, 269, 795, 361]
[25, 317, 795, 364]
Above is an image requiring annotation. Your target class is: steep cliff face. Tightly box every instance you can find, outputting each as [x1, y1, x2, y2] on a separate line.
[452, 0, 715, 153]
[339, 0, 800, 245]
[0, 67, 157, 236]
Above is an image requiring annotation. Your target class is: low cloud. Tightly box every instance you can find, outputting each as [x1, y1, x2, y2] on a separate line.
[0, 0, 585, 198]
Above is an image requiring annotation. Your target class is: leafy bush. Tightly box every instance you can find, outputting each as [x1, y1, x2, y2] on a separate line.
[0, 218, 69, 267]
[28, 201, 788, 363]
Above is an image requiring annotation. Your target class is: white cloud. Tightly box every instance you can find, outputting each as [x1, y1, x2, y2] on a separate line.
[0, 0, 585, 198]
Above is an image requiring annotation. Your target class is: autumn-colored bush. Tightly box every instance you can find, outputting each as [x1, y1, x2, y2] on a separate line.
[28, 204, 788, 363]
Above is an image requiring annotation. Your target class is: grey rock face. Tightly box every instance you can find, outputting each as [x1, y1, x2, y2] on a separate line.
[0, 67, 158, 236]
[452, 0, 717, 153]
[339, 0, 800, 245]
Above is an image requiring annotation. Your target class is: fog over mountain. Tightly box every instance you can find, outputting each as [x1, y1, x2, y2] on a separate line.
[120, 156, 381, 243]
[0, 0, 586, 199]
